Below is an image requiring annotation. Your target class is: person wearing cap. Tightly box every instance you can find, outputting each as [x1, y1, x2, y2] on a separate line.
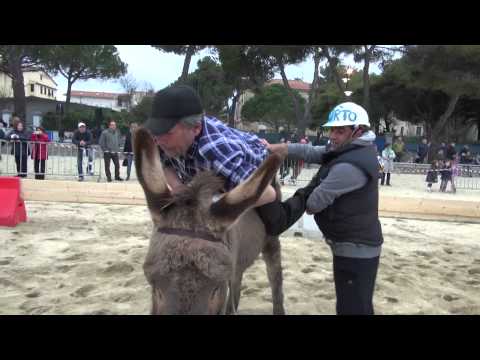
[260, 102, 383, 315]
[99, 120, 123, 182]
[73, 122, 93, 181]
[143, 85, 276, 206]
[30, 126, 50, 180]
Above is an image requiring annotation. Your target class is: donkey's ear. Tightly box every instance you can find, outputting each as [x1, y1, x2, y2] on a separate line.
[134, 127, 172, 213]
[209, 153, 283, 222]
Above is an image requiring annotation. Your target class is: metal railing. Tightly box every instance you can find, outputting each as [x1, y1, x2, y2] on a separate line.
[0, 139, 137, 182]
[277, 157, 480, 190]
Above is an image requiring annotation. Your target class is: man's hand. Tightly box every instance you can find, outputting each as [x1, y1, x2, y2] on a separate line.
[80, 140, 85, 146]
[260, 139, 288, 158]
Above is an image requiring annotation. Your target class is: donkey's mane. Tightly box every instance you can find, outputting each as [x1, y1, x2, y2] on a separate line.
[166, 171, 225, 210]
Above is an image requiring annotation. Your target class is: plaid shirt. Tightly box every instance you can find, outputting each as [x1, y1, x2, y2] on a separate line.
[160, 116, 268, 190]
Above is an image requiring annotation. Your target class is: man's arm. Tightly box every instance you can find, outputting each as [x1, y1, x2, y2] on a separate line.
[98, 132, 106, 151]
[261, 140, 326, 163]
[306, 163, 368, 214]
[287, 143, 327, 163]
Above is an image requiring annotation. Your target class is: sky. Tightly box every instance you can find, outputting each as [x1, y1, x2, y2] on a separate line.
[53, 45, 388, 99]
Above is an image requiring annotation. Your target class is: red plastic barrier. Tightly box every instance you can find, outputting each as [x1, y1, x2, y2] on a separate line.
[0, 177, 27, 227]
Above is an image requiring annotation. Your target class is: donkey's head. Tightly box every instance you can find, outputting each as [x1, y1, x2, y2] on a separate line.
[134, 127, 282, 314]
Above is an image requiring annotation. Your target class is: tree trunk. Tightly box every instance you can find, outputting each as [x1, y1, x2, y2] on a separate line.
[321, 46, 345, 96]
[278, 58, 304, 136]
[432, 92, 461, 140]
[301, 48, 322, 136]
[179, 45, 195, 83]
[477, 117, 480, 141]
[11, 59, 27, 123]
[65, 78, 73, 115]
[363, 45, 372, 115]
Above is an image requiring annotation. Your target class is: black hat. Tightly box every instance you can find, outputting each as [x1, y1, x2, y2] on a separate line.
[144, 85, 204, 135]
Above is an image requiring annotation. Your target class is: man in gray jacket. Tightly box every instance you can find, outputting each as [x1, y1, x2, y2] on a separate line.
[99, 120, 123, 182]
[259, 102, 383, 315]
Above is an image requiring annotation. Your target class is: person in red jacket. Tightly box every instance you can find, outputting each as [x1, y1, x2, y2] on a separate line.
[30, 126, 50, 180]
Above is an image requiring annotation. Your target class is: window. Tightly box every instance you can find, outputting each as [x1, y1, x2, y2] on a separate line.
[40, 74, 43, 80]
[30, 84, 35, 93]
[416, 126, 422, 136]
[33, 114, 42, 128]
[400, 127, 404, 136]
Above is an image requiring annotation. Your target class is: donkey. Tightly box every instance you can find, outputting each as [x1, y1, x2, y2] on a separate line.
[134, 127, 286, 315]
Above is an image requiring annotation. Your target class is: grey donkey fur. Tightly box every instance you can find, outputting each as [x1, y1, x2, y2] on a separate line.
[134, 127, 286, 315]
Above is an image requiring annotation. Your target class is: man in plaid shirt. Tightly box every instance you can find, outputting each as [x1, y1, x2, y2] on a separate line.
[143, 85, 277, 207]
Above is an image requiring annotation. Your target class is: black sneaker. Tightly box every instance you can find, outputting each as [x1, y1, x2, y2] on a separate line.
[78, 177, 84, 182]
[115, 177, 124, 181]
[107, 178, 112, 183]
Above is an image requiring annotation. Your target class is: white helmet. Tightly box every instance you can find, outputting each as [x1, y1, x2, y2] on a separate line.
[323, 102, 370, 128]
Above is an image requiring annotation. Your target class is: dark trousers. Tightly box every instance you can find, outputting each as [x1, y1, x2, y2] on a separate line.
[104, 152, 120, 180]
[34, 159, 46, 180]
[381, 172, 391, 186]
[15, 154, 28, 177]
[333, 255, 380, 315]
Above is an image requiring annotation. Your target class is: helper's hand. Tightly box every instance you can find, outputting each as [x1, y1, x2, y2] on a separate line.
[262, 140, 288, 158]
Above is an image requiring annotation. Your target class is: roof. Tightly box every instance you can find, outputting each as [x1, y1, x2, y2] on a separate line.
[70, 90, 126, 99]
[267, 79, 311, 92]
[23, 69, 58, 86]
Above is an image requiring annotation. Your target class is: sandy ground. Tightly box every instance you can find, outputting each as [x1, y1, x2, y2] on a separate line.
[1, 196, 480, 315]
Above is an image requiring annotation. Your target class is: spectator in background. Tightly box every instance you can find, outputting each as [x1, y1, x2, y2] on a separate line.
[6, 117, 30, 177]
[313, 131, 321, 146]
[381, 142, 396, 186]
[73, 122, 93, 182]
[0, 120, 6, 139]
[439, 160, 455, 193]
[460, 145, 472, 164]
[425, 160, 439, 192]
[99, 120, 123, 182]
[30, 126, 50, 180]
[392, 137, 404, 162]
[416, 138, 429, 164]
[122, 121, 138, 181]
[0, 120, 5, 161]
[445, 142, 456, 161]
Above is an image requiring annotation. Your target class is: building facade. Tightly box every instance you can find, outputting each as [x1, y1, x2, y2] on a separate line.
[0, 70, 57, 101]
[69, 90, 151, 112]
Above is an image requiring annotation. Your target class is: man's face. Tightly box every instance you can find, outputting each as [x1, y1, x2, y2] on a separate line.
[109, 122, 116, 130]
[79, 126, 86, 133]
[154, 122, 201, 157]
[131, 123, 138, 131]
[328, 126, 354, 150]
[422, 139, 427, 144]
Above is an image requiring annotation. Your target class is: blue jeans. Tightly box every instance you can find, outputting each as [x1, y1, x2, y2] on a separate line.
[126, 153, 133, 178]
[77, 148, 93, 178]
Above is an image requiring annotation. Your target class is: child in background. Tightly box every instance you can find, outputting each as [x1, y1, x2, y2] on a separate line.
[425, 160, 438, 192]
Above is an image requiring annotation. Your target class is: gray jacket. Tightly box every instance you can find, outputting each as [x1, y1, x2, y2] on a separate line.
[99, 128, 122, 153]
[287, 131, 382, 259]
